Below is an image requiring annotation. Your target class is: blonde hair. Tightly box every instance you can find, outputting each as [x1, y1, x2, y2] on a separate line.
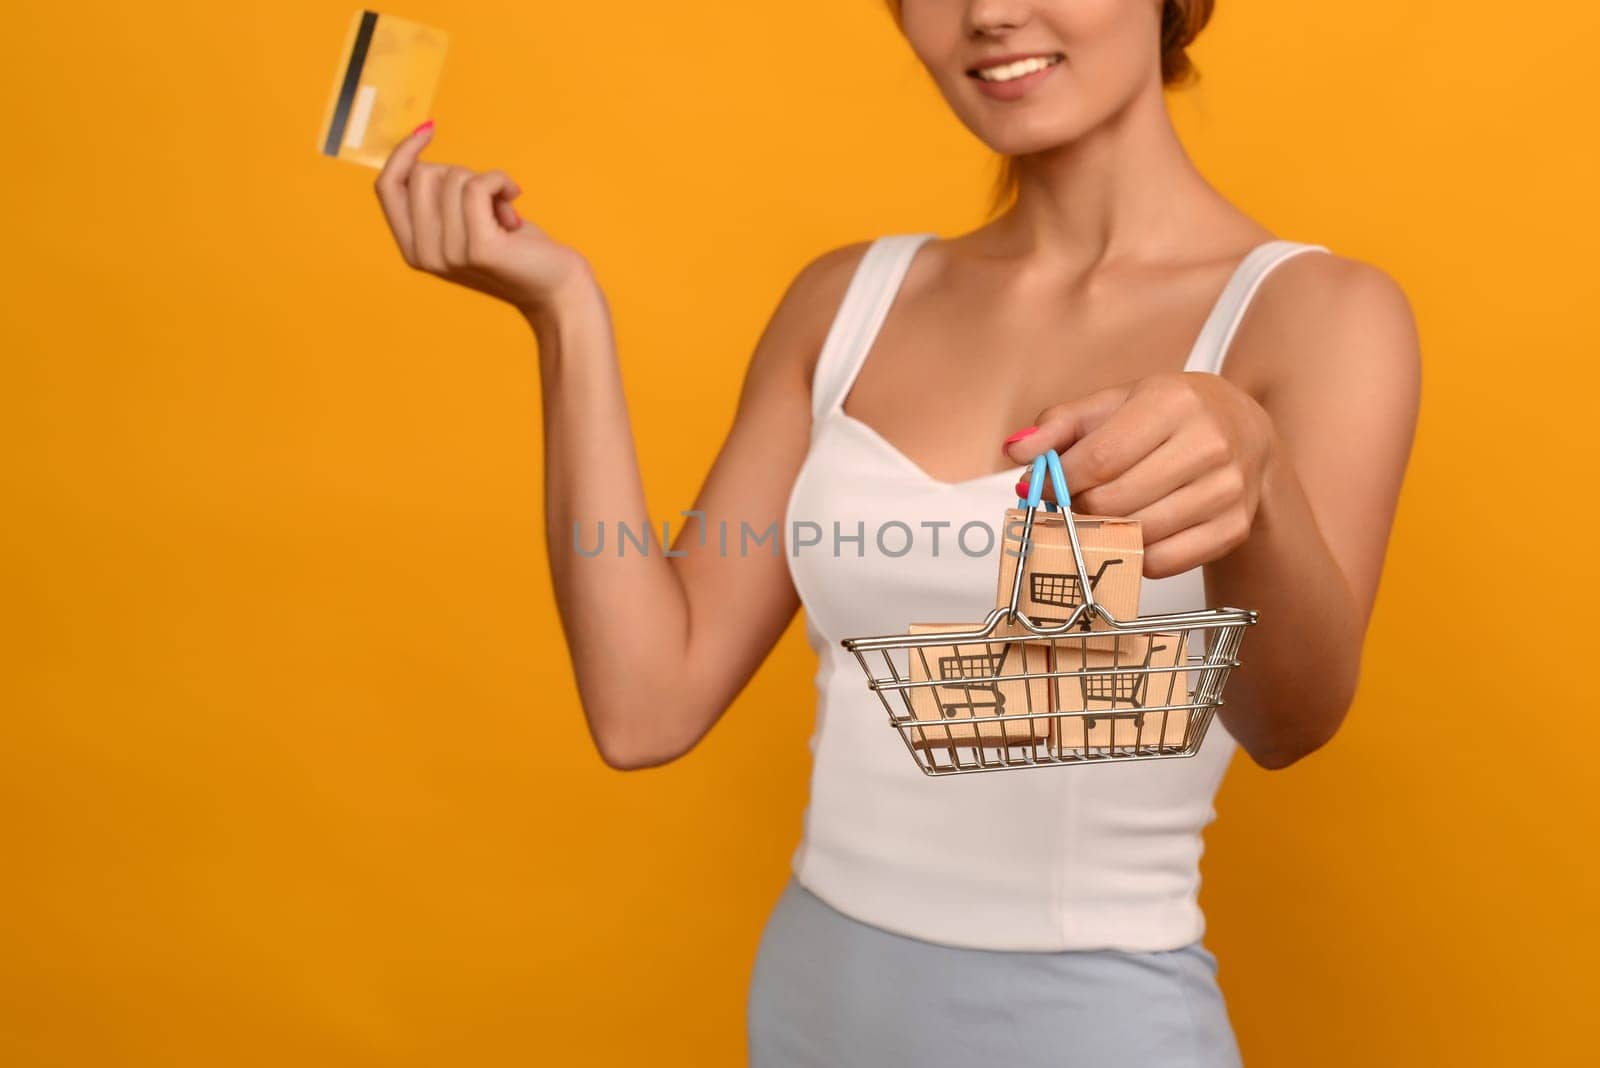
[881, 0, 1215, 217]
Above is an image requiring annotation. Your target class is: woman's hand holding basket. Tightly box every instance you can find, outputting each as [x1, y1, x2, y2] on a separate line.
[1005, 372, 1280, 580]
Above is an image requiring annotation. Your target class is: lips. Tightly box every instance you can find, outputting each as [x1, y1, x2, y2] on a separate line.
[966, 51, 1065, 80]
[966, 52, 1064, 101]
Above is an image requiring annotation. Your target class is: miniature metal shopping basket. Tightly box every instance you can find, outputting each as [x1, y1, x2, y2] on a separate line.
[841, 449, 1258, 776]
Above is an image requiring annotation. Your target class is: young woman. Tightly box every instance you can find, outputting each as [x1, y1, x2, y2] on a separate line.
[374, 1, 1420, 1063]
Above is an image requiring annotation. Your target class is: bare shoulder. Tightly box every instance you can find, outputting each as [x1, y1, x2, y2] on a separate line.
[1229, 248, 1421, 402]
[776, 238, 877, 362]
[743, 238, 878, 393]
[1261, 250, 1415, 328]
[795, 237, 880, 292]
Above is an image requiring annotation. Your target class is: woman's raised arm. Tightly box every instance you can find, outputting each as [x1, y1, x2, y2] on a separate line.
[372, 124, 869, 768]
[530, 243, 868, 769]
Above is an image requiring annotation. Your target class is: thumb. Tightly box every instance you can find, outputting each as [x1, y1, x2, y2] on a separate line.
[1008, 384, 1131, 505]
[492, 184, 522, 230]
[463, 170, 522, 244]
[1004, 383, 1130, 465]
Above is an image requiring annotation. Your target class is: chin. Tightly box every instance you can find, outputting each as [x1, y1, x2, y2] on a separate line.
[980, 117, 1099, 158]
[951, 74, 1146, 160]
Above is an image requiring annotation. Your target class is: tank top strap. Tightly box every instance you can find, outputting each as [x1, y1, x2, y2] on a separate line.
[809, 232, 939, 421]
[1183, 239, 1331, 374]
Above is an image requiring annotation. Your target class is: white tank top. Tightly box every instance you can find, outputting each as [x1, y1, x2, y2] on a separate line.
[782, 232, 1328, 952]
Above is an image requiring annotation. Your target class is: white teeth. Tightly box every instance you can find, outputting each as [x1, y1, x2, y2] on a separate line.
[975, 55, 1060, 83]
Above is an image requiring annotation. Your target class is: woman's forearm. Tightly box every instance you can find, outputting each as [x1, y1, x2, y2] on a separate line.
[1204, 431, 1366, 768]
[524, 275, 697, 766]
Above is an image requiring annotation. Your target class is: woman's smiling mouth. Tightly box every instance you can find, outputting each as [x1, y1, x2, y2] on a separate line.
[966, 52, 1064, 100]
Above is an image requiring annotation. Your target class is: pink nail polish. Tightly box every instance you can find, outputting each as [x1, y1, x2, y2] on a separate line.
[1004, 425, 1038, 446]
[410, 119, 434, 136]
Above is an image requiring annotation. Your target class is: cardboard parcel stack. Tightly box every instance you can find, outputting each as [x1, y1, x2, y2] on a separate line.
[992, 508, 1196, 750]
[903, 623, 1052, 749]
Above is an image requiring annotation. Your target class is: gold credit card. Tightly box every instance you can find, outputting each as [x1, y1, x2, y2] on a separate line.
[317, 11, 448, 168]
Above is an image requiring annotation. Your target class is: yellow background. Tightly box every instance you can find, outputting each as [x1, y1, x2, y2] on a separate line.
[5, 1, 1596, 1064]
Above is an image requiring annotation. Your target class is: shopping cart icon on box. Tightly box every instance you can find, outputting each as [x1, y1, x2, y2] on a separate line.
[931, 652, 1008, 717]
[1076, 638, 1170, 708]
[1027, 560, 1124, 624]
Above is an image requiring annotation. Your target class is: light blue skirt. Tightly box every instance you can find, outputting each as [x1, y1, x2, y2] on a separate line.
[748, 877, 1243, 1067]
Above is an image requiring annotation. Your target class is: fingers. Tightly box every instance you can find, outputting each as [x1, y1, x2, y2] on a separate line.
[493, 197, 521, 230]
[493, 180, 523, 232]
[1012, 377, 1212, 505]
[1004, 384, 1128, 467]
[373, 117, 527, 285]
[1071, 430, 1217, 518]
[406, 161, 446, 270]
[463, 170, 522, 250]
[438, 165, 476, 268]
[1013, 464, 1051, 505]
[1011, 382, 1152, 508]
[1020, 464, 1245, 576]
[1007, 377, 1250, 570]
[373, 121, 436, 262]
[1059, 405, 1176, 503]
[1142, 502, 1252, 579]
[1123, 463, 1243, 546]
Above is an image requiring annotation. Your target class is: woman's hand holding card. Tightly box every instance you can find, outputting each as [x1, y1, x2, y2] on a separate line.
[373, 123, 595, 322]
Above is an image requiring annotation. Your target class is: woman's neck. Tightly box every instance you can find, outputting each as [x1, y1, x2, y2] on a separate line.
[986, 80, 1245, 273]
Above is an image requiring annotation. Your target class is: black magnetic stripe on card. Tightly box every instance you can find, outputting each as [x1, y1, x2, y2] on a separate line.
[322, 11, 379, 157]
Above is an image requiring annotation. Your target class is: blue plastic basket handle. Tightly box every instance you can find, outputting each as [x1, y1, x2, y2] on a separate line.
[1017, 448, 1072, 512]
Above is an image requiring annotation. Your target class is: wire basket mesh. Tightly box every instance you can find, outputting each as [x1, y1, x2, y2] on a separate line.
[841, 450, 1258, 776]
